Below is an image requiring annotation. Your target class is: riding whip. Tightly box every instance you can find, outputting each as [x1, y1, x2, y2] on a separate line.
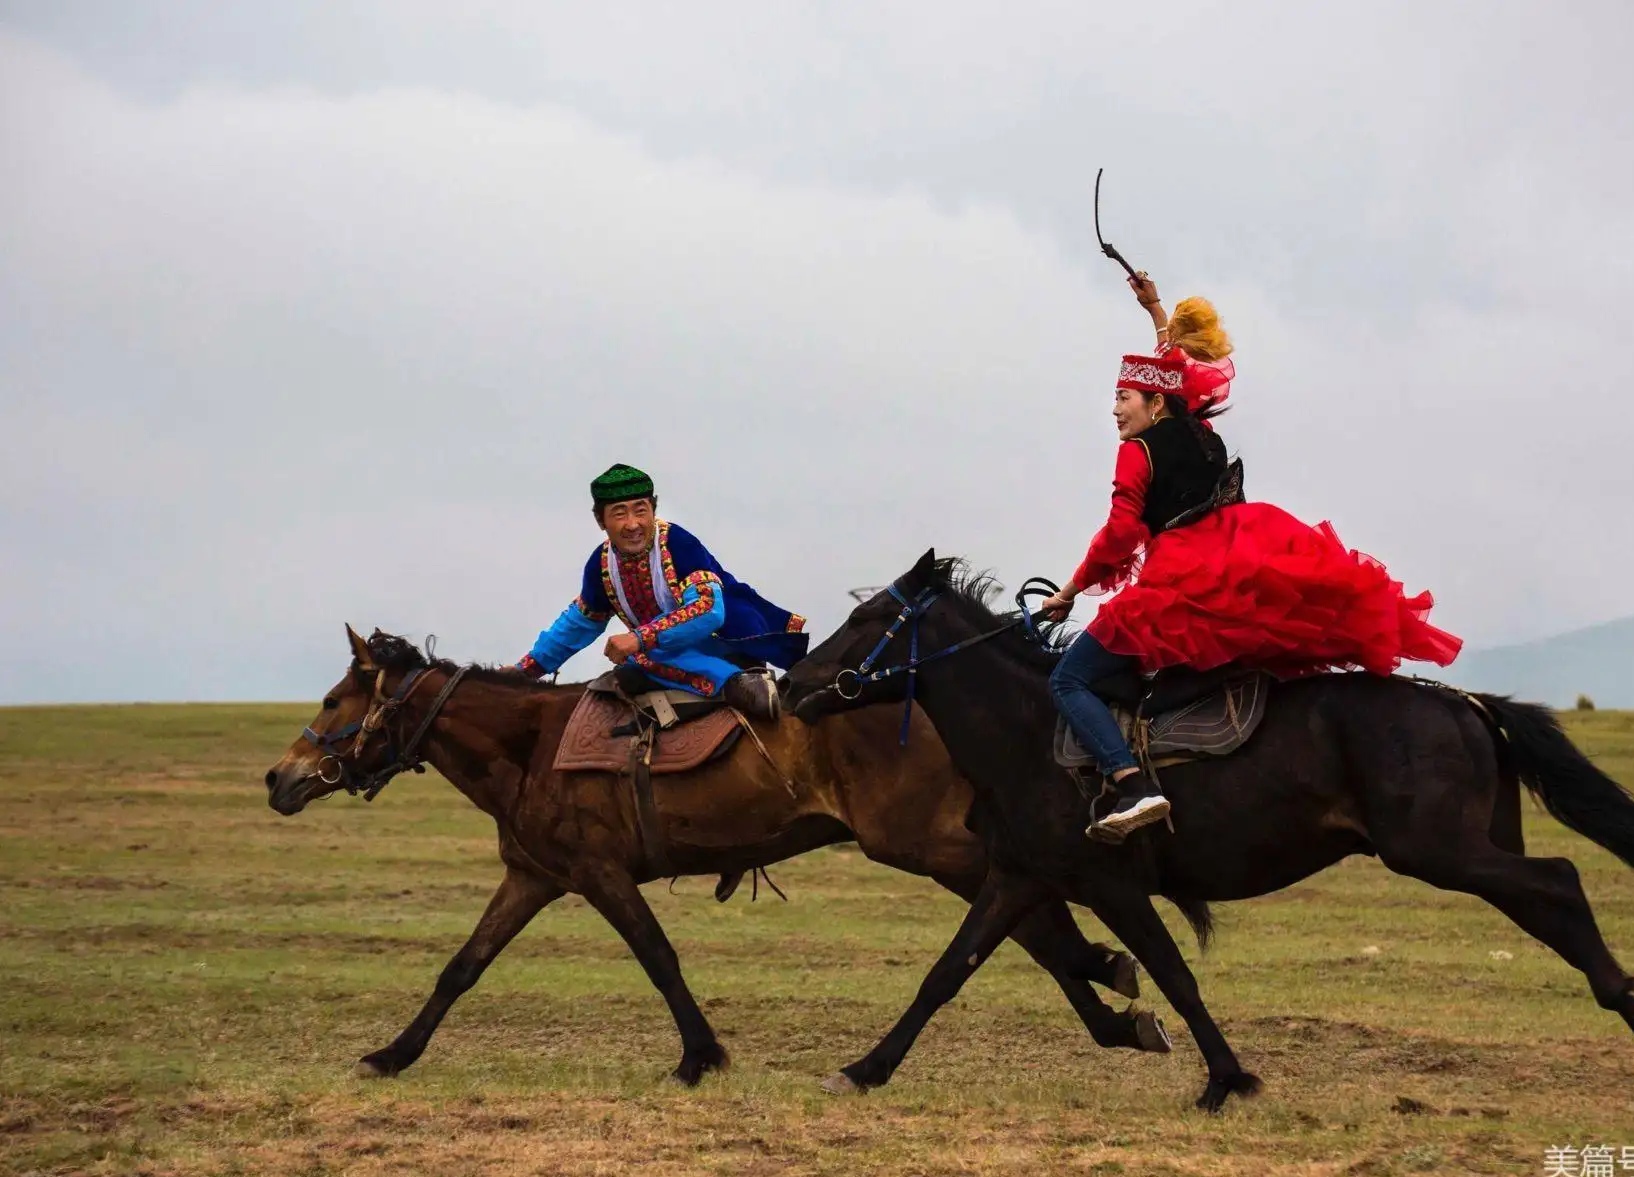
[1093, 167, 1141, 280]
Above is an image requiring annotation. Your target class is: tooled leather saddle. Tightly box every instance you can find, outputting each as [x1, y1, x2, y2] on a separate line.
[552, 672, 742, 776]
[552, 672, 747, 880]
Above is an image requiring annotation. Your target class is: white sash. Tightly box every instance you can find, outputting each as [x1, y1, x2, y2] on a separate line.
[605, 536, 677, 628]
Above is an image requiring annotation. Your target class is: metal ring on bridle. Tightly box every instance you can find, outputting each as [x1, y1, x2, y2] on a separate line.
[834, 668, 863, 700]
[317, 755, 344, 785]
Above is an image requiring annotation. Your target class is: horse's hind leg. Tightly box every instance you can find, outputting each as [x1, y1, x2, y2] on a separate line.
[1380, 837, 1634, 1032]
[358, 868, 563, 1078]
[581, 864, 730, 1085]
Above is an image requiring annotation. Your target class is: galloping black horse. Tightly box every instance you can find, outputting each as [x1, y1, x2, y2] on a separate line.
[784, 551, 1634, 1110]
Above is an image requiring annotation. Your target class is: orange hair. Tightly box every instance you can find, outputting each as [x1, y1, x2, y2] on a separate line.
[1168, 297, 1233, 362]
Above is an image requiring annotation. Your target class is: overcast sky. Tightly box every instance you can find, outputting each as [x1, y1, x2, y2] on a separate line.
[3, 2, 1631, 703]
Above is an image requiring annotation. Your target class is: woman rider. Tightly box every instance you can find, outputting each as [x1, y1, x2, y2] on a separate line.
[1040, 275, 1463, 838]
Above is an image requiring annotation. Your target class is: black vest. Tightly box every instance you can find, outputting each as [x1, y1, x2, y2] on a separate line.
[1136, 417, 1229, 534]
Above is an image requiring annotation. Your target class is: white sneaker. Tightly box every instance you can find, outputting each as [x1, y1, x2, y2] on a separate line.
[1089, 793, 1172, 837]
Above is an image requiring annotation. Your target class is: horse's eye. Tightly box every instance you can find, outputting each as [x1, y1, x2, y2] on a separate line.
[322, 696, 339, 711]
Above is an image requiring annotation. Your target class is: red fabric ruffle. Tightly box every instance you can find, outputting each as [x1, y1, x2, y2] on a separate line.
[1086, 502, 1462, 677]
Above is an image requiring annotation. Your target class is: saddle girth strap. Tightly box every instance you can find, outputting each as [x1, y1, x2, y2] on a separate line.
[628, 725, 674, 879]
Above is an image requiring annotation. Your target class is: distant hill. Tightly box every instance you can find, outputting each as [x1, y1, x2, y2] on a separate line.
[1445, 616, 1634, 709]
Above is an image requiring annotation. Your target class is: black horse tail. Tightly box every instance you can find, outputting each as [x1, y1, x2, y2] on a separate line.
[1166, 895, 1215, 952]
[1478, 694, 1634, 871]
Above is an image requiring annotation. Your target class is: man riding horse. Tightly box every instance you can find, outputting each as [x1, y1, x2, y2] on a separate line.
[516, 463, 808, 720]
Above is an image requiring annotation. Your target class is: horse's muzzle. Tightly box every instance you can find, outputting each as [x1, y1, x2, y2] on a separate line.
[787, 683, 834, 725]
[264, 763, 315, 815]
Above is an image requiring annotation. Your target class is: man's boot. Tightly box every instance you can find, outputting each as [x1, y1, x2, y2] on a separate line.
[613, 662, 660, 698]
[723, 669, 781, 721]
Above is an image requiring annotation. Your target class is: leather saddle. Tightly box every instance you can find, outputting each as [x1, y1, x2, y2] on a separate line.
[551, 671, 742, 775]
[1054, 665, 1271, 773]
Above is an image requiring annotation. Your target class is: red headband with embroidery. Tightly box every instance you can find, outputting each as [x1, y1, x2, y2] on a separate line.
[1117, 350, 1234, 413]
[1116, 352, 1186, 396]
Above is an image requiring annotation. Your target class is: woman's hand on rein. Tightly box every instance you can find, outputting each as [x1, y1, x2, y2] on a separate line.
[1039, 591, 1075, 622]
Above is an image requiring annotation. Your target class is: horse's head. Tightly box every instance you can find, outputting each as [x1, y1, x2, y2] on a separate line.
[785, 548, 943, 724]
[263, 625, 436, 815]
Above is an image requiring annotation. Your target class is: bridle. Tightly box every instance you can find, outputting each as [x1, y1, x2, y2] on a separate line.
[301, 663, 470, 801]
[825, 576, 1060, 745]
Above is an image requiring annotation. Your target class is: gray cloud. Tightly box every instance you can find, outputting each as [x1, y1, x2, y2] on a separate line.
[1, 6, 1630, 702]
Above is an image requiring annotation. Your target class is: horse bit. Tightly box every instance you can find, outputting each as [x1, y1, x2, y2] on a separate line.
[300, 663, 470, 801]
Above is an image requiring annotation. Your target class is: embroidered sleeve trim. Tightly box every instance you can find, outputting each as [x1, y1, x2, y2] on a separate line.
[572, 594, 611, 623]
[786, 614, 807, 633]
[636, 570, 721, 650]
[517, 653, 546, 678]
[630, 651, 716, 695]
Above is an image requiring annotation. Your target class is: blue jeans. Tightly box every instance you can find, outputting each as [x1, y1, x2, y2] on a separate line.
[1049, 633, 1139, 776]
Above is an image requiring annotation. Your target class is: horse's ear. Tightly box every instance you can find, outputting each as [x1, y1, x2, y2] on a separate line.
[910, 547, 937, 581]
[346, 624, 375, 670]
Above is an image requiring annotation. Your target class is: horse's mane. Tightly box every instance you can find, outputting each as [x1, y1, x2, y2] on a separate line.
[363, 631, 570, 693]
[923, 557, 1074, 671]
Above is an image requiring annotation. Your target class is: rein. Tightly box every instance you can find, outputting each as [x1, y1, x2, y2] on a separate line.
[302, 664, 471, 801]
[830, 578, 1057, 746]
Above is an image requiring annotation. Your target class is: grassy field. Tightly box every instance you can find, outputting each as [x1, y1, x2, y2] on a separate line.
[2, 704, 1632, 1177]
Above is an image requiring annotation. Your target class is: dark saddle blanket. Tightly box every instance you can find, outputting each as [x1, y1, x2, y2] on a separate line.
[1055, 668, 1271, 771]
[551, 672, 742, 775]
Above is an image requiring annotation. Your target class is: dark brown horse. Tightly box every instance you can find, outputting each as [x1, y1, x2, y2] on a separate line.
[263, 626, 1168, 1084]
[783, 552, 1634, 1110]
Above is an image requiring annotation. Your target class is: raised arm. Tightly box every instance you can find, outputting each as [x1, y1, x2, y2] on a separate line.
[1129, 272, 1170, 351]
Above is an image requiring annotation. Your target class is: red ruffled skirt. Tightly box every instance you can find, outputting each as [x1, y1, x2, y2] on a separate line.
[1087, 503, 1462, 677]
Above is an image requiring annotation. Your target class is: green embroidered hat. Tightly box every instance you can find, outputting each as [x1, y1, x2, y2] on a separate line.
[590, 463, 655, 506]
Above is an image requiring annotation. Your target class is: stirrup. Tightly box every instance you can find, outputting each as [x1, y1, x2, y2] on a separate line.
[1084, 779, 1128, 844]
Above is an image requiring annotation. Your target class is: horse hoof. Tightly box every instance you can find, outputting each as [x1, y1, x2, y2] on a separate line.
[671, 1043, 731, 1086]
[354, 1056, 396, 1080]
[821, 1072, 864, 1096]
[1134, 1011, 1172, 1054]
[1111, 954, 1142, 1000]
[1195, 1071, 1262, 1113]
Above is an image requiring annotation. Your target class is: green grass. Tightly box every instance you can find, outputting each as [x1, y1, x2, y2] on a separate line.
[2, 704, 1632, 1176]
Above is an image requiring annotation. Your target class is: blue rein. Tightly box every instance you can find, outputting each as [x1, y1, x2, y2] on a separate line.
[835, 581, 1054, 746]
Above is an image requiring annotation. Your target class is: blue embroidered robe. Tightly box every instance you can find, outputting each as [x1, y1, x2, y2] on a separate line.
[521, 520, 808, 695]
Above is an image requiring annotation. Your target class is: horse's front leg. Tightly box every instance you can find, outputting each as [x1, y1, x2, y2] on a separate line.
[580, 864, 729, 1085]
[1010, 901, 1170, 1053]
[826, 869, 1047, 1093]
[1088, 885, 1260, 1112]
[357, 867, 562, 1078]
[930, 873, 1163, 1052]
